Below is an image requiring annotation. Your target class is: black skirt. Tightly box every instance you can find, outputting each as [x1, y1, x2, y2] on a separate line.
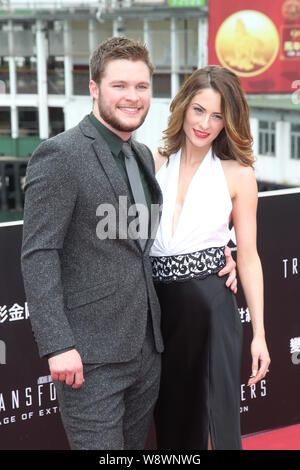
[153, 272, 243, 450]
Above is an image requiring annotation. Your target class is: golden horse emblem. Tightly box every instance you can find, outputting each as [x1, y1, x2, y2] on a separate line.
[215, 10, 280, 77]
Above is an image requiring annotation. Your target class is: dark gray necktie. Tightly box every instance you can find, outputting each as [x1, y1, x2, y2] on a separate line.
[122, 142, 148, 251]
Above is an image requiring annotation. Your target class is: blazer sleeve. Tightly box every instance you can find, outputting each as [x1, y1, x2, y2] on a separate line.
[21, 138, 77, 358]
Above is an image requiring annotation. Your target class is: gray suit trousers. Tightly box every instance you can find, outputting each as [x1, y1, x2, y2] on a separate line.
[55, 317, 161, 450]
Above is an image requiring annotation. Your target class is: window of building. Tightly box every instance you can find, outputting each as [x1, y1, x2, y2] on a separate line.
[49, 107, 64, 137]
[291, 123, 300, 160]
[72, 23, 90, 96]
[48, 23, 65, 95]
[177, 19, 198, 72]
[48, 57, 65, 95]
[0, 57, 9, 94]
[18, 107, 38, 137]
[258, 120, 276, 156]
[124, 20, 143, 43]
[0, 26, 9, 94]
[150, 21, 171, 71]
[14, 26, 37, 94]
[152, 74, 171, 98]
[0, 108, 11, 140]
[73, 64, 89, 95]
[16, 56, 37, 94]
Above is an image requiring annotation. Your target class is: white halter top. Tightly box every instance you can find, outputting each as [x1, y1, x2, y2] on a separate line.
[150, 147, 232, 257]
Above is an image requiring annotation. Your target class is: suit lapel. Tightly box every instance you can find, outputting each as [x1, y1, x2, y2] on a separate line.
[80, 115, 130, 202]
[80, 116, 140, 251]
[91, 138, 130, 202]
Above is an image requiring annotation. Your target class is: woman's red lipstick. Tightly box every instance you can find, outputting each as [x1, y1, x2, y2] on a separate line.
[193, 129, 210, 139]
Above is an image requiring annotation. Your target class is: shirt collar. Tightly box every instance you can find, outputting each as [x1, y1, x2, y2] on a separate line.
[89, 112, 129, 157]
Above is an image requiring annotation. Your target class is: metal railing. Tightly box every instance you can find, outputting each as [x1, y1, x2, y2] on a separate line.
[1, 0, 102, 9]
[0, 0, 169, 11]
[0, 0, 166, 11]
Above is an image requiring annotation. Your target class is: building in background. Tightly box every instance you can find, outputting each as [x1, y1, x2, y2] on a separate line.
[0, 0, 299, 189]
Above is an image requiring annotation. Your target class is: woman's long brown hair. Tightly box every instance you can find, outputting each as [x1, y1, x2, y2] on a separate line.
[159, 65, 254, 167]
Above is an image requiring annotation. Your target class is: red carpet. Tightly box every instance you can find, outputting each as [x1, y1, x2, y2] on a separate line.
[242, 424, 300, 450]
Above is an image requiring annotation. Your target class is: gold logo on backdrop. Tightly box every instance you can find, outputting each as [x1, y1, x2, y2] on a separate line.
[215, 10, 280, 77]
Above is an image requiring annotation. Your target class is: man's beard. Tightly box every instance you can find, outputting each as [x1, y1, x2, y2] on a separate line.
[97, 97, 148, 133]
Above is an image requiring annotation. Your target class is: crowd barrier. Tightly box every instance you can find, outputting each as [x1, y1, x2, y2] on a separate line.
[0, 188, 300, 449]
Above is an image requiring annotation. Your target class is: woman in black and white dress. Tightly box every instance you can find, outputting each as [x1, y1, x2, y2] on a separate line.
[150, 66, 270, 450]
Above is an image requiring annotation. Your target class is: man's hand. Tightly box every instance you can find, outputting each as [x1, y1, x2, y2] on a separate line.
[218, 245, 237, 293]
[49, 349, 84, 389]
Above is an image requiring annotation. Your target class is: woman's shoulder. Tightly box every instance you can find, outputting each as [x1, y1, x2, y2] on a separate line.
[221, 158, 255, 179]
[220, 158, 256, 197]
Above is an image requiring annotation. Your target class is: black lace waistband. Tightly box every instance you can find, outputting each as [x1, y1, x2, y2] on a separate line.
[150, 246, 226, 283]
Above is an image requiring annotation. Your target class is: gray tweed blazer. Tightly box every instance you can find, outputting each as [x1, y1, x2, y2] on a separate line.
[21, 115, 164, 363]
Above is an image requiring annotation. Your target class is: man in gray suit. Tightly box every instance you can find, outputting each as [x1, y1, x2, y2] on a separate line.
[21, 37, 237, 450]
